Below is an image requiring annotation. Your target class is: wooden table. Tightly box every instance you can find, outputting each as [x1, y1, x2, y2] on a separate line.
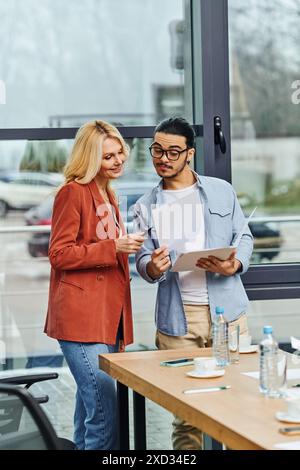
[99, 348, 300, 450]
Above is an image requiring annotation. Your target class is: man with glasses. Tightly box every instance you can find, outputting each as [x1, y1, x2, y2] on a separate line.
[134, 117, 253, 450]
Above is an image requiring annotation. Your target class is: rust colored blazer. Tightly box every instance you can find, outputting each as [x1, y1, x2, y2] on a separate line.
[44, 179, 133, 345]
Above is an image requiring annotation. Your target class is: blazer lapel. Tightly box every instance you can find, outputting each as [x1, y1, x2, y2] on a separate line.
[87, 180, 113, 238]
[88, 179, 105, 214]
[88, 180, 128, 276]
[113, 197, 128, 276]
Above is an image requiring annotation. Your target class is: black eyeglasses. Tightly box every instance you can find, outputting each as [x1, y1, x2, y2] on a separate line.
[149, 145, 189, 162]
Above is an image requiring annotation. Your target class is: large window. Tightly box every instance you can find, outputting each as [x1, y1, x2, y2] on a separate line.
[229, 0, 300, 265]
[0, 0, 196, 374]
[0, 0, 192, 128]
[226, 0, 300, 341]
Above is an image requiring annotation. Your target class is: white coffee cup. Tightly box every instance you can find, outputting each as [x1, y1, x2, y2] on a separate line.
[239, 335, 252, 349]
[286, 397, 300, 419]
[193, 356, 217, 373]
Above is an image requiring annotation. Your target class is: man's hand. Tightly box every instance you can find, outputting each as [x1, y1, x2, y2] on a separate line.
[196, 251, 241, 276]
[146, 245, 171, 280]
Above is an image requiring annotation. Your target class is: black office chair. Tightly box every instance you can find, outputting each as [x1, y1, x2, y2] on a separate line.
[0, 374, 75, 450]
[0, 372, 59, 435]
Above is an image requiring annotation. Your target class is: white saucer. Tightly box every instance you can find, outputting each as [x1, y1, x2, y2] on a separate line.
[239, 345, 258, 354]
[275, 411, 300, 424]
[186, 369, 225, 379]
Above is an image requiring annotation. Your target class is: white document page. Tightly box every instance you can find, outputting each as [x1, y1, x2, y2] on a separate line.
[151, 203, 184, 252]
[171, 207, 257, 272]
[151, 190, 204, 253]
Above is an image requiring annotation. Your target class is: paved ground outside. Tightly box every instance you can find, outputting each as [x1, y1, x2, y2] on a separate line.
[29, 366, 173, 450]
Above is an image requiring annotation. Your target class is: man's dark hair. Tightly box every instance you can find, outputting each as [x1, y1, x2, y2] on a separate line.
[154, 117, 195, 148]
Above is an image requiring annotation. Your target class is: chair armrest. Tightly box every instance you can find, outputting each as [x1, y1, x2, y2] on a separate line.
[0, 373, 59, 388]
[35, 395, 49, 404]
[0, 394, 49, 408]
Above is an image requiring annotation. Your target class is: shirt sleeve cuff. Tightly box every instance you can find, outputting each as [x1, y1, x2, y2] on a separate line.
[235, 253, 249, 275]
[138, 257, 160, 284]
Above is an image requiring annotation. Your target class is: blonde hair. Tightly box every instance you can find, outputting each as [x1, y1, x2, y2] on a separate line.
[63, 120, 130, 185]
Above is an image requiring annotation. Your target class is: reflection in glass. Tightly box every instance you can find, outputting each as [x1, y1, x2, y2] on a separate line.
[0, 0, 192, 128]
[229, 0, 300, 263]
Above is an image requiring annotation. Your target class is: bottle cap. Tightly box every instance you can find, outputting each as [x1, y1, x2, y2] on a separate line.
[215, 306, 224, 315]
[263, 325, 273, 334]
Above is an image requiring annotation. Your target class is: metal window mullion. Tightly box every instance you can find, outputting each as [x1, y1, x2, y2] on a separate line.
[243, 264, 300, 285]
[200, 0, 232, 181]
[0, 125, 203, 141]
[243, 264, 300, 300]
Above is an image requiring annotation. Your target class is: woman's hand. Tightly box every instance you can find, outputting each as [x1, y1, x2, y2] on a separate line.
[115, 232, 145, 254]
[196, 251, 241, 276]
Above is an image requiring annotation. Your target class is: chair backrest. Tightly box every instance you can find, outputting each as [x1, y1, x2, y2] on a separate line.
[0, 384, 60, 450]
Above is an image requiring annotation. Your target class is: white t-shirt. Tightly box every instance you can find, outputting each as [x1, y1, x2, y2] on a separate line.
[161, 183, 209, 305]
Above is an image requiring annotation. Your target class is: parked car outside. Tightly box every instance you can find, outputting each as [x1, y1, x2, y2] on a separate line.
[0, 171, 63, 217]
[25, 195, 53, 257]
[249, 220, 283, 263]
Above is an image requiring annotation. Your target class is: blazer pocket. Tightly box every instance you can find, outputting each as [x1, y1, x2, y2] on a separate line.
[60, 280, 84, 290]
[60, 272, 84, 290]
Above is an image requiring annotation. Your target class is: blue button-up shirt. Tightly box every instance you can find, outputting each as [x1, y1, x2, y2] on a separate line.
[133, 172, 253, 336]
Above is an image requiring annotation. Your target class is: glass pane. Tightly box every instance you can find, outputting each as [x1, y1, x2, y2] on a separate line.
[0, 136, 162, 439]
[0, 0, 193, 128]
[229, 0, 300, 264]
[248, 298, 300, 347]
[0, 137, 163, 376]
[0, 141, 65, 370]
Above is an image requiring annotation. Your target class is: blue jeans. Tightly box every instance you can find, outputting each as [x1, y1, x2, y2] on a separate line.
[58, 338, 120, 450]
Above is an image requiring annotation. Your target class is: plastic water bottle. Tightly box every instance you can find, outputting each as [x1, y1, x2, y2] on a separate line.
[259, 325, 279, 397]
[213, 306, 230, 367]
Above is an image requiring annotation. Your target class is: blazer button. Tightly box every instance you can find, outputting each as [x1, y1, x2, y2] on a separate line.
[97, 274, 104, 281]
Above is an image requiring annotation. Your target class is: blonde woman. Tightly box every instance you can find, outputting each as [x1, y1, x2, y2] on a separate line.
[44, 120, 144, 450]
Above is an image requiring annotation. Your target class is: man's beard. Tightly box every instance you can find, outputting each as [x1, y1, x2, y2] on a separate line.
[161, 157, 189, 179]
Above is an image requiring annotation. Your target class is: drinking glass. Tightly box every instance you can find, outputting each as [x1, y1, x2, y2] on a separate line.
[229, 325, 240, 364]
